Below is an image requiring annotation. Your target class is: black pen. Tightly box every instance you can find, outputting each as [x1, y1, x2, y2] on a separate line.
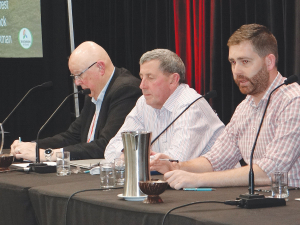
[159, 159, 179, 163]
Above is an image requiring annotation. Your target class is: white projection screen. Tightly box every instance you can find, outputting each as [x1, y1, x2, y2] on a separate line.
[0, 0, 43, 58]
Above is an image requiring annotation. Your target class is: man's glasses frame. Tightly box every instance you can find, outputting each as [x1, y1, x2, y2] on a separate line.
[70, 62, 97, 81]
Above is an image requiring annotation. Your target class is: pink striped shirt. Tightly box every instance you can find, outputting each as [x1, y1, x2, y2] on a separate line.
[204, 73, 300, 187]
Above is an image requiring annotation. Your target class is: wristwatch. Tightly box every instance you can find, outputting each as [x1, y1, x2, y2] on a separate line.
[44, 148, 53, 162]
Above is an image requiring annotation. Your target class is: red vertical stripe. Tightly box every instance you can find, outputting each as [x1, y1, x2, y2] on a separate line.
[173, 0, 206, 93]
[185, 0, 192, 86]
[210, 0, 215, 91]
[173, 0, 192, 86]
[200, 0, 206, 93]
[173, 0, 181, 57]
[193, 0, 200, 91]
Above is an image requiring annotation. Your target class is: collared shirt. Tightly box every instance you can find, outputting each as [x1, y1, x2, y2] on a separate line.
[204, 72, 300, 187]
[105, 83, 225, 162]
[87, 67, 115, 142]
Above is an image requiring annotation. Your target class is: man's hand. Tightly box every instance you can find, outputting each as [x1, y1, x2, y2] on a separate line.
[11, 139, 20, 154]
[164, 170, 202, 190]
[150, 153, 180, 174]
[10, 140, 36, 161]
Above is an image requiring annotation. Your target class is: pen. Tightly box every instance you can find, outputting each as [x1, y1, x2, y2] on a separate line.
[183, 188, 216, 191]
[89, 162, 100, 168]
[19, 137, 22, 142]
[159, 159, 179, 163]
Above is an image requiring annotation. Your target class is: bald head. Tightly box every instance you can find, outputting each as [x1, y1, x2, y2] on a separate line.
[69, 41, 113, 72]
[69, 41, 115, 99]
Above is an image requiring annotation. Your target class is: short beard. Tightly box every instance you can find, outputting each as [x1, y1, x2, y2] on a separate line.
[235, 64, 269, 96]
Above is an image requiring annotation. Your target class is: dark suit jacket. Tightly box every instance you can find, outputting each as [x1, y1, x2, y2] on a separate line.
[38, 67, 142, 159]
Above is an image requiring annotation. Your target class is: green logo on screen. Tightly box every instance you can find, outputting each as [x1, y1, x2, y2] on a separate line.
[19, 28, 33, 49]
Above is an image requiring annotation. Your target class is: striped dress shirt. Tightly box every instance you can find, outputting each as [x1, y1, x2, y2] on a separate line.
[204, 73, 300, 187]
[105, 84, 225, 163]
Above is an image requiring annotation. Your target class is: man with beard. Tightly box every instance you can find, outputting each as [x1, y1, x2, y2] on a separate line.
[150, 24, 300, 189]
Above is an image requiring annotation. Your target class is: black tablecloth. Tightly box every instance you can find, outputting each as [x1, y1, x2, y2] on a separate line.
[29, 180, 300, 225]
[1, 167, 299, 225]
[0, 169, 97, 225]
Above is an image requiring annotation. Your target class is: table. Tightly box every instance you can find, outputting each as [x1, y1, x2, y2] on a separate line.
[0, 167, 300, 225]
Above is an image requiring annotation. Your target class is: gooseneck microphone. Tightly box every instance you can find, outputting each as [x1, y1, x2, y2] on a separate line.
[0, 81, 52, 155]
[29, 89, 91, 173]
[150, 90, 217, 146]
[2, 81, 53, 125]
[237, 75, 298, 208]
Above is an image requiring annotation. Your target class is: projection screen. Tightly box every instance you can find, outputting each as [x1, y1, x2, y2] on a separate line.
[0, 0, 43, 58]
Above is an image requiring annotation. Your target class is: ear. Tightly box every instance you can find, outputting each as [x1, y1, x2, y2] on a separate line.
[96, 61, 105, 74]
[170, 73, 180, 85]
[265, 54, 276, 71]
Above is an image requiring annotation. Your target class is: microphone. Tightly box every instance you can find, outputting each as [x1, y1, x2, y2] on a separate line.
[29, 89, 91, 173]
[284, 74, 298, 85]
[151, 90, 217, 146]
[2, 81, 53, 125]
[1, 81, 52, 157]
[203, 90, 217, 99]
[237, 75, 298, 208]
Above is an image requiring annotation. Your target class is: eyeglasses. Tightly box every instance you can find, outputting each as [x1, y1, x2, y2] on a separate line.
[70, 62, 97, 81]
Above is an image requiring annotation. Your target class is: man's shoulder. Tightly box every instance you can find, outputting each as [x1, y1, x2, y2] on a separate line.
[280, 82, 300, 100]
[112, 67, 141, 88]
[175, 84, 200, 102]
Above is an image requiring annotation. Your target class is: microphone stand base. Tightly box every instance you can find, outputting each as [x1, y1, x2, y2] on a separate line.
[29, 162, 56, 173]
[239, 193, 265, 199]
[237, 193, 286, 209]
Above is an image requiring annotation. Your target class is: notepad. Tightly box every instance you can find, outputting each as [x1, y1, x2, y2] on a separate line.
[69, 159, 106, 169]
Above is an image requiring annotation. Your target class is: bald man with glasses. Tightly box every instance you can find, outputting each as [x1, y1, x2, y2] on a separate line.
[11, 41, 142, 162]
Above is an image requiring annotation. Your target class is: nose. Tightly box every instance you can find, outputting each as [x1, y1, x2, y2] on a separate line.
[139, 78, 147, 89]
[232, 63, 243, 77]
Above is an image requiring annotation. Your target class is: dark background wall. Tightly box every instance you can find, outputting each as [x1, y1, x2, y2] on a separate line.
[1, 0, 299, 149]
[0, 0, 175, 148]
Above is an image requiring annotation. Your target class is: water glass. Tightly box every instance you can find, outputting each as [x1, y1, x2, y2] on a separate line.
[56, 151, 71, 176]
[114, 158, 125, 186]
[100, 161, 115, 188]
[271, 171, 289, 198]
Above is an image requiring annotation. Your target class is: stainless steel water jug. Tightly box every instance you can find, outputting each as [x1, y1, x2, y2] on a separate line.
[122, 131, 151, 197]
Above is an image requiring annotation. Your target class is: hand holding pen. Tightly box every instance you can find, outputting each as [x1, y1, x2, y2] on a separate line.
[149, 153, 180, 174]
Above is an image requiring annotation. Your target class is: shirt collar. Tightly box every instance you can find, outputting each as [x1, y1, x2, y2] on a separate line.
[92, 67, 115, 104]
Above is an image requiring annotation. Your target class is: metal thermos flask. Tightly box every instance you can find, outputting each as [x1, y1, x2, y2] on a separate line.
[122, 131, 151, 197]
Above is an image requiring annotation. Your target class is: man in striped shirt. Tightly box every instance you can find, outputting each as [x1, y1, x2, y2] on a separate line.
[105, 49, 225, 163]
[151, 24, 300, 188]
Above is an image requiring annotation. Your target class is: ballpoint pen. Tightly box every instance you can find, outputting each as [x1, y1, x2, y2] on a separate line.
[183, 188, 216, 191]
[89, 162, 100, 168]
[159, 159, 179, 163]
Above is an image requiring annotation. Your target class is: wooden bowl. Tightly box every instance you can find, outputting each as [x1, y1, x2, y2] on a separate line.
[0, 154, 14, 171]
[139, 180, 168, 203]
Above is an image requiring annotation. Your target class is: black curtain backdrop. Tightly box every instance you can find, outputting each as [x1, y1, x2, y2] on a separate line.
[174, 0, 300, 125]
[0, 1, 72, 148]
[0, 0, 299, 150]
[210, 0, 300, 125]
[0, 0, 175, 148]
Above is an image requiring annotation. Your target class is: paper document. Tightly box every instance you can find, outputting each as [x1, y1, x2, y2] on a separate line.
[69, 159, 105, 169]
